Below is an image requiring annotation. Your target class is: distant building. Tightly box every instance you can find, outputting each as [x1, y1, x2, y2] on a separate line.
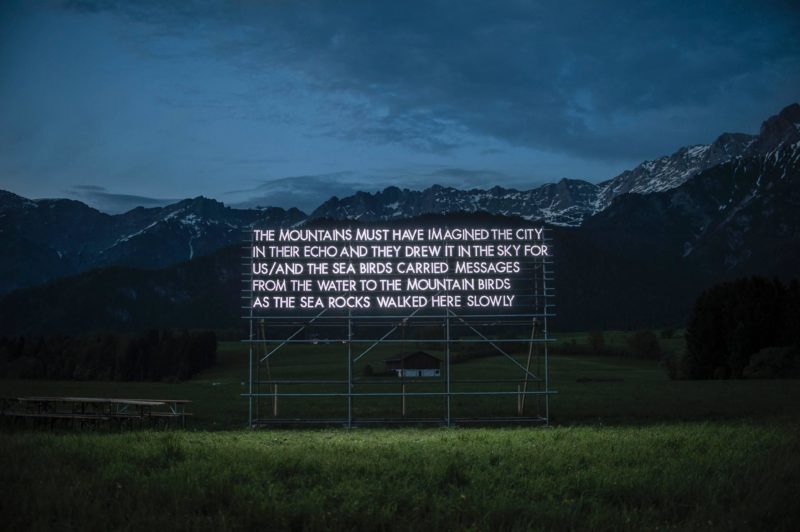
[384, 351, 442, 377]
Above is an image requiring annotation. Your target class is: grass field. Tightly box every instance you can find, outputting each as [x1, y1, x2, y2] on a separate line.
[2, 333, 799, 530]
[2, 335, 798, 428]
[2, 423, 798, 530]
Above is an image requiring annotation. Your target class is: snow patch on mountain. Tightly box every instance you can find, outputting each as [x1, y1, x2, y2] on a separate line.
[309, 180, 602, 226]
[595, 132, 757, 210]
[307, 107, 800, 227]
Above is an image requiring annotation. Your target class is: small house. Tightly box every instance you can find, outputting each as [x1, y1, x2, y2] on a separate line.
[384, 351, 442, 378]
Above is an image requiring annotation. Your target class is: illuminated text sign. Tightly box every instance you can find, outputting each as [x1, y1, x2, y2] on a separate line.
[248, 226, 549, 312]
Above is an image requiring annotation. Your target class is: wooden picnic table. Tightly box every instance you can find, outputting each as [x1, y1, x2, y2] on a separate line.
[2, 396, 192, 429]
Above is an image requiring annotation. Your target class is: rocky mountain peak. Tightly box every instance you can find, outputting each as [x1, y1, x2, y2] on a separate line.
[170, 196, 228, 217]
[0, 189, 28, 210]
[708, 132, 756, 155]
[752, 103, 800, 154]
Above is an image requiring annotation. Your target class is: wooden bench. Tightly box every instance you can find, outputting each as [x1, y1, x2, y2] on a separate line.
[0, 396, 192, 429]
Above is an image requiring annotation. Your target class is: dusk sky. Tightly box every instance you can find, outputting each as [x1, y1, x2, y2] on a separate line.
[1, 0, 798, 213]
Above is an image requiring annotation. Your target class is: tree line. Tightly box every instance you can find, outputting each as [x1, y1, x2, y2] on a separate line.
[665, 277, 800, 379]
[0, 329, 217, 381]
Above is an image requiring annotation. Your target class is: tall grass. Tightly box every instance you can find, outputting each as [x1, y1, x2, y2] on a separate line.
[2, 423, 798, 531]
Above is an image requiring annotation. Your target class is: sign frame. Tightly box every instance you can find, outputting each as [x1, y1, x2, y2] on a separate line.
[241, 220, 556, 427]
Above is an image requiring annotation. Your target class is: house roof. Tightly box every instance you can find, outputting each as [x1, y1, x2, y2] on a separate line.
[384, 351, 442, 363]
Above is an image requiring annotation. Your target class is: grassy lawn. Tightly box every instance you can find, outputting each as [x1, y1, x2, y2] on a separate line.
[1, 423, 798, 530]
[2, 333, 799, 530]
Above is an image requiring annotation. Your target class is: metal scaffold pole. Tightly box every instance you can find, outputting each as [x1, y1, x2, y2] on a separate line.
[347, 228, 353, 429]
[543, 243, 550, 425]
[348, 309, 353, 428]
[445, 301, 451, 427]
[248, 230, 254, 428]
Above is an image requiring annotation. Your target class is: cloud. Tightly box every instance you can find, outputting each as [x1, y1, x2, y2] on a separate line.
[56, 0, 800, 161]
[3, 0, 798, 206]
[226, 172, 366, 213]
[67, 185, 177, 213]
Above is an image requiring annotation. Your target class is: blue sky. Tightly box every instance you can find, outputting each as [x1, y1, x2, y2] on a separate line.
[1, 0, 798, 213]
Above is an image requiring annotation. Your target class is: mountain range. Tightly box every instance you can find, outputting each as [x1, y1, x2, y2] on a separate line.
[308, 130, 761, 225]
[0, 193, 305, 293]
[0, 103, 798, 331]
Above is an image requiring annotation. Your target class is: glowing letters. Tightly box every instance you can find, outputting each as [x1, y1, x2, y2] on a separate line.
[248, 225, 549, 311]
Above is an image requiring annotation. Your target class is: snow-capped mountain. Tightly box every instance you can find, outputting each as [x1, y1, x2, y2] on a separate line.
[4, 132, 798, 332]
[309, 104, 799, 227]
[586, 136, 800, 274]
[310, 179, 599, 226]
[94, 197, 304, 269]
[596, 103, 800, 210]
[0, 194, 304, 293]
[1, 103, 797, 297]
[586, 103, 800, 265]
[749, 102, 800, 154]
[594, 132, 756, 210]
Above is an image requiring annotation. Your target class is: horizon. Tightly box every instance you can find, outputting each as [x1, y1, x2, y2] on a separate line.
[2, 176, 589, 215]
[0, 173, 631, 215]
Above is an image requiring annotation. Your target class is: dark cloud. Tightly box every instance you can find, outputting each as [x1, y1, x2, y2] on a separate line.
[62, 0, 800, 160]
[67, 185, 177, 214]
[227, 173, 364, 213]
[2, 0, 798, 206]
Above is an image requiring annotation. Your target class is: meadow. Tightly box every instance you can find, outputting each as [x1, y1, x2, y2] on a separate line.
[2, 332, 799, 530]
[3, 333, 797, 428]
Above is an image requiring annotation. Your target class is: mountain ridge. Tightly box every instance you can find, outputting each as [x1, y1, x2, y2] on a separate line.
[308, 104, 800, 224]
[0, 193, 305, 293]
[1, 103, 798, 295]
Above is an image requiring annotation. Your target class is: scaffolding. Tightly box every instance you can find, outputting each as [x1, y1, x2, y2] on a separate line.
[241, 224, 556, 427]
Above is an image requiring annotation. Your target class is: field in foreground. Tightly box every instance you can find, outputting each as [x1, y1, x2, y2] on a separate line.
[2, 422, 799, 531]
[2, 335, 799, 530]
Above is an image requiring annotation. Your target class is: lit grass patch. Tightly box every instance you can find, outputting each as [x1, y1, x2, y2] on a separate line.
[1, 422, 798, 530]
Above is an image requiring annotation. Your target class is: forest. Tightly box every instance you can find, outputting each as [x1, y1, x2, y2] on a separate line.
[0, 329, 217, 381]
[666, 277, 800, 379]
